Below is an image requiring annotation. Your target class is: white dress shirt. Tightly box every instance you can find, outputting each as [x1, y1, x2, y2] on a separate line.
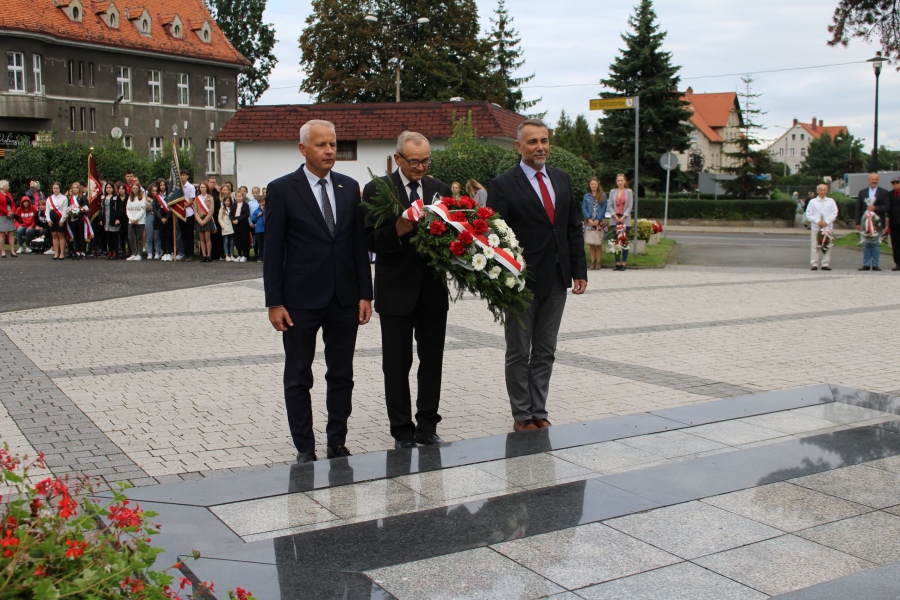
[303, 165, 336, 225]
[805, 196, 838, 231]
[183, 181, 196, 217]
[519, 161, 556, 208]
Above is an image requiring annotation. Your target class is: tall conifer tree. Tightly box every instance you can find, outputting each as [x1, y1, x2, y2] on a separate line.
[595, 0, 690, 193]
[485, 0, 539, 113]
[721, 76, 773, 197]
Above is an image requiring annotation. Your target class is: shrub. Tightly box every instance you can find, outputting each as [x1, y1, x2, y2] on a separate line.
[637, 198, 796, 221]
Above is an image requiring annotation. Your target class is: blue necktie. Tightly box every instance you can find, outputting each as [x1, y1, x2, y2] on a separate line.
[408, 181, 420, 202]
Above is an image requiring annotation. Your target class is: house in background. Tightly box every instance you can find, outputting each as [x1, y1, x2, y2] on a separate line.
[0, 0, 248, 178]
[673, 88, 744, 174]
[765, 117, 848, 174]
[215, 100, 525, 190]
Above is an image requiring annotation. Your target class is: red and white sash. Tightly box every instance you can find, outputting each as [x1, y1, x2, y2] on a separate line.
[65, 197, 94, 241]
[48, 195, 66, 222]
[156, 193, 170, 215]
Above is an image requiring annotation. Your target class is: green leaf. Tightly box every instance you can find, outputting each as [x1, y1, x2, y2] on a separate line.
[33, 578, 61, 600]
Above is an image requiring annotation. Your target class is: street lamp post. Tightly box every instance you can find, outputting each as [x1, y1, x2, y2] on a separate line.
[867, 52, 890, 172]
[365, 15, 430, 102]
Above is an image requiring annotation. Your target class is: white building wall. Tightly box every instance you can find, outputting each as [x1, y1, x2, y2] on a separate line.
[766, 124, 813, 174]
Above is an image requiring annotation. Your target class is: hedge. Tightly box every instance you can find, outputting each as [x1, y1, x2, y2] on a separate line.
[637, 198, 796, 221]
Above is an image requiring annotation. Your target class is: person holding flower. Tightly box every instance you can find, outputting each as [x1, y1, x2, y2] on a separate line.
[67, 181, 90, 260]
[582, 177, 607, 270]
[47, 182, 69, 260]
[855, 173, 889, 271]
[805, 183, 838, 271]
[609, 174, 634, 271]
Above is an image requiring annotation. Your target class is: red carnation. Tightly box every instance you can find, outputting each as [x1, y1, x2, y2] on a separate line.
[449, 241, 466, 256]
[459, 196, 475, 209]
[457, 230, 474, 245]
[451, 211, 468, 222]
[477, 206, 494, 218]
[429, 220, 447, 235]
[442, 197, 457, 208]
[472, 219, 489, 235]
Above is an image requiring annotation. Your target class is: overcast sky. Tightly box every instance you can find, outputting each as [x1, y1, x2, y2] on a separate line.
[257, 0, 900, 157]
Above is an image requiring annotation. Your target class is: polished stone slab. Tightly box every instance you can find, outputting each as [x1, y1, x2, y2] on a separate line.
[577, 562, 767, 600]
[791, 464, 900, 509]
[650, 384, 835, 425]
[830, 384, 900, 415]
[771, 558, 900, 599]
[797, 511, 900, 565]
[617, 429, 729, 459]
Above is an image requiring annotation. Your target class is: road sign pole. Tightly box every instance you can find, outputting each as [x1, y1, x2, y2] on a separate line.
[633, 96, 639, 249]
[663, 167, 671, 233]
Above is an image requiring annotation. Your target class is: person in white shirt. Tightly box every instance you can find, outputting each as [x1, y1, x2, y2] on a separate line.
[179, 170, 196, 261]
[804, 183, 839, 271]
[125, 183, 147, 261]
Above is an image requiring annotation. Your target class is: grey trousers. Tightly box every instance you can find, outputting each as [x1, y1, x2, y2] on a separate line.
[503, 271, 567, 421]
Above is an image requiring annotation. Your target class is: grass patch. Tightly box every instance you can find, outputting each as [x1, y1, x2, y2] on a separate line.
[586, 237, 676, 268]
[833, 232, 891, 252]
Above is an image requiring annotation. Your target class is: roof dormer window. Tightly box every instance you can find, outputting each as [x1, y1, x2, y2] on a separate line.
[72, 6, 80, 19]
[110, 13, 116, 26]
[96, 2, 120, 29]
[125, 7, 151, 36]
[142, 18, 149, 33]
[163, 15, 184, 39]
[191, 19, 212, 44]
[58, 0, 84, 22]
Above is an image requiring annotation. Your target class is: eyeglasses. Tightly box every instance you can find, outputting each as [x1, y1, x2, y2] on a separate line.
[398, 153, 432, 169]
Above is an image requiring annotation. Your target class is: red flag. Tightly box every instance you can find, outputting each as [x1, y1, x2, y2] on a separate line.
[88, 153, 102, 221]
[166, 140, 187, 221]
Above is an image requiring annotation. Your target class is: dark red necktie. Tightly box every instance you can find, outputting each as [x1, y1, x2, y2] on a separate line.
[535, 172, 554, 224]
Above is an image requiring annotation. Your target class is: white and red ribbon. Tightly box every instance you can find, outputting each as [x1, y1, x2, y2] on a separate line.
[863, 211, 878, 236]
[402, 198, 425, 222]
[48, 195, 66, 223]
[616, 222, 630, 248]
[423, 201, 522, 277]
[65, 197, 94, 241]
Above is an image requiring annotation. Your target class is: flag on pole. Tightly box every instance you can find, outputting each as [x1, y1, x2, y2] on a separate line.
[166, 141, 187, 221]
[88, 153, 102, 221]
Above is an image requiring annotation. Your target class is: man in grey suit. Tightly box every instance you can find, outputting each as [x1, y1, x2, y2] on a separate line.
[487, 118, 588, 432]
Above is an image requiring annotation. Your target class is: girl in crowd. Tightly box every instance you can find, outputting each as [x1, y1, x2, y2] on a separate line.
[145, 182, 162, 259]
[582, 177, 608, 270]
[251, 194, 265, 263]
[47, 182, 68, 260]
[68, 181, 89, 260]
[115, 182, 130, 258]
[0, 180, 16, 257]
[194, 181, 216, 262]
[231, 187, 251, 262]
[450, 181, 462, 200]
[609, 173, 634, 271]
[100, 182, 124, 260]
[14, 196, 38, 252]
[153, 180, 173, 261]
[34, 196, 50, 253]
[218, 194, 234, 261]
[125, 182, 146, 261]
[466, 179, 488, 207]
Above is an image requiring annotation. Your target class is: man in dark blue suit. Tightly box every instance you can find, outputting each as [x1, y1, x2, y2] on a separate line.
[487, 118, 588, 433]
[264, 120, 373, 464]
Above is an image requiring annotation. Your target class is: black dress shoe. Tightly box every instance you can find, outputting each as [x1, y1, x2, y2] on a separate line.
[873, 266, 882, 271]
[859, 266, 871, 271]
[810, 266, 818, 271]
[413, 432, 444, 445]
[893, 266, 900, 271]
[394, 439, 417, 450]
[296, 451, 317, 464]
[821, 266, 832, 271]
[326, 445, 352, 459]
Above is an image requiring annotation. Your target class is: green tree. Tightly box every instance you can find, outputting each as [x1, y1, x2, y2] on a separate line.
[205, 0, 278, 107]
[828, 1, 900, 64]
[484, 0, 539, 113]
[800, 131, 865, 178]
[595, 0, 691, 194]
[721, 76, 773, 198]
[552, 110, 573, 148]
[299, 0, 493, 103]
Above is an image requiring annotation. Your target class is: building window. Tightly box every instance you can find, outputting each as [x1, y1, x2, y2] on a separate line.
[32, 54, 42, 94]
[7, 52, 25, 92]
[800, 134, 805, 140]
[88, 62, 94, 87]
[142, 18, 149, 34]
[791, 134, 796, 141]
[173, 24, 181, 37]
[778, 148, 784, 156]
[203, 29, 209, 42]
[110, 13, 117, 27]
[69, 107, 76, 131]
[800, 148, 806, 157]
[80, 107, 86, 131]
[123, 135, 133, 150]
[72, 6, 80, 20]
[206, 139, 217, 173]
[149, 137, 163, 159]
[149, 70, 161, 104]
[177, 73, 189, 105]
[90, 107, 96, 132]
[179, 137, 192, 149]
[204, 76, 215, 107]
[790, 148, 795, 156]
[336, 141, 357, 161]
[78, 61, 84, 86]
[117, 66, 131, 101]
[67, 60, 74, 85]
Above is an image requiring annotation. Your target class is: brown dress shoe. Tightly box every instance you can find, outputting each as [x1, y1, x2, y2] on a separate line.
[513, 419, 538, 432]
[533, 418, 552, 428]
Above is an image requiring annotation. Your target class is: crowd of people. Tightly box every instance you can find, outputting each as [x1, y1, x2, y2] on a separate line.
[0, 173, 267, 263]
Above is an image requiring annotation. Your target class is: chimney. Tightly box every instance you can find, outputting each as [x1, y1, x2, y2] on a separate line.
[686, 86, 693, 94]
[818, 119, 823, 128]
[811, 117, 817, 131]
[793, 118, 798, 126]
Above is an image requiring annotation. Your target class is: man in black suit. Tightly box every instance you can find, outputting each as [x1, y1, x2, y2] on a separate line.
[264, 120, 373, 464]
[890, 177, 900, 271]
[487, 118, 587, 432]
[363, 131, 451, 450]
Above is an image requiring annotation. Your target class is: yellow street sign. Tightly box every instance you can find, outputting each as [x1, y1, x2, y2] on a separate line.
[589, 97, 636, 111]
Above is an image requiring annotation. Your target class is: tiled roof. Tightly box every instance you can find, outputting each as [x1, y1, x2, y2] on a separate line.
[216, 101, 526, 142]
[0, 0, 248, 67]
[682, 89, 739, 128]
[688, 112, 723, 143]
[797, 122, 848, 141]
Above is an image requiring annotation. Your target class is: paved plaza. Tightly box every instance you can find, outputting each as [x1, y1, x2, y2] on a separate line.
[2, 257, 900, 598]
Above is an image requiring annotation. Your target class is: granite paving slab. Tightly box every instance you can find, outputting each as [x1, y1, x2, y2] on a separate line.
[576, 562, 767, 600]
[796, 511, 900, 565]
[790, 464, 900, 509]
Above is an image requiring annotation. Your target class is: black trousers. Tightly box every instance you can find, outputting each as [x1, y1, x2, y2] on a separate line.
[179, 215, 195, 258]
[159, 220, 173, 256]
[282, 300, 359, 453]
[70, 219, 85, 254]
[891, 224, 900, 267]
[379, 307, 447, 441]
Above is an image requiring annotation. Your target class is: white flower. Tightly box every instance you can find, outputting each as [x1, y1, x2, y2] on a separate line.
[504, 275, 516, 288]
[517, 278, 526, 291]
[483, 246, 496, 259]
[472, 254, 487, 271]
[488, 266, 502, 280]
[507, 231, 517, 246]
[516, 253, 525, 268]
[494, 219, 508, 234]
[487, 234, 500, 247]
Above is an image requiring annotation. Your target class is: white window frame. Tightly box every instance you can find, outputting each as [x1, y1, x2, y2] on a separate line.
[179, 137, 192, 150]
[117, 66, 131, 101]
[206, 139, 218, 173]
[90, 107, 96, 132]
[204, 76, 215, 108]
[149, 137, 163, 159]
[149, 70, 161, 104]
[32, 54, 42, 94]
[7, 52, 25, 92]
[123, 135, 133, 151]
[177, 73, 189, 106]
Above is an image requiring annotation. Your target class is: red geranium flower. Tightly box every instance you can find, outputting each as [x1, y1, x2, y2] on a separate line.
[449, 241, 466, 256]
[441, 197, 457, 208]
[457, 230, 474, 245]
[476, 207, 494, 219]
[34, 564, 46, 577]
[64, 540, 86, 558]
[429, 220, 446, 235]
[472, 219, 489, 235]
[459, 196, 475, 209]
[450, 211, 468, 222]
